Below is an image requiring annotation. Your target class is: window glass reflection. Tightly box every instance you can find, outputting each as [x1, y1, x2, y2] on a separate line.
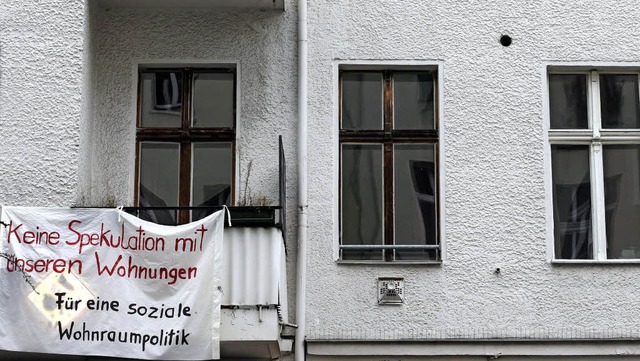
[192, 73, 234, 128]
[342, 73, 383, 130]
[549, 74, 588, 129]
[603, 145, 640, 258]
[394, 73, 435, 130]
[191, 143, 232, 221]
[394, 144, 436, 260]
[342, 144, 383, 260]
[139, 142, 180, 225]
[140, 72, 183, 128]
[551, 145, 592, 259]
[600, 74, 640, 129]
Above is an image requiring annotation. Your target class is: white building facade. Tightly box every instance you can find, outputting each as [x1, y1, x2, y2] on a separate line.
[2, 0, 640, 360]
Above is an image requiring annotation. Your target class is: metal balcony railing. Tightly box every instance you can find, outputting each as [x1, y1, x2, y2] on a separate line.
[122, 206, 281, 228]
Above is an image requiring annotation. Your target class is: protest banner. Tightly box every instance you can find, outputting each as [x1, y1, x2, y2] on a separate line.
[0, 207, 224, 360]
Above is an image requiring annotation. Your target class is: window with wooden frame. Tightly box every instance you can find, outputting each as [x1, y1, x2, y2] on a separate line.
[339, 69, 440, 262]
[136, 67, 235, 225]
[548, 68, 640, 261]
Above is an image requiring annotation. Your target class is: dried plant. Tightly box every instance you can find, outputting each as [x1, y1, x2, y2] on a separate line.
[102, 195, 118, 208]
[238, 160, 274, 206]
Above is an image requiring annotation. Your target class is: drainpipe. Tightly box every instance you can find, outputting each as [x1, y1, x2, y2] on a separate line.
[295, 0, 308, 360]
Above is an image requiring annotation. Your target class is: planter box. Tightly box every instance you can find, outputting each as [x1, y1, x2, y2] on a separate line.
[228, 207, 277, 227]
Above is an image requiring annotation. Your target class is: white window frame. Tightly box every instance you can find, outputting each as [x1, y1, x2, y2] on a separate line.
[545, 64, 640, 263]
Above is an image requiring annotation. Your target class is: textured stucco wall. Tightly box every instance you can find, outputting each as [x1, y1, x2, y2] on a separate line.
[305, 0, 640, 340]
[77, 1, 98, 206]
[0, 0, 87, 206]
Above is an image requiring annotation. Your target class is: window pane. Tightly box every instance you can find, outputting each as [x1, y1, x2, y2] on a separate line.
[603, 145, 640, 259]
[600, 74, 640, 129]
[394, 73, 435, 130]
[191, 142, 233, 221]
[192, 72, 234, 128]
[549, 74, 588, 129]
[341, 144, 383, 260]
[551, 145, 592, 259]
[394, 144, 437, 260]
[140, 72, 182, 128]
[341, 73, 383, 130]
[139, 142, 180, 225]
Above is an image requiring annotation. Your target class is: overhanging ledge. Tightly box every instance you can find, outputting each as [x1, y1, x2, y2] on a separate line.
[97, 0, 285, 10]
[307, 339, 640, 358]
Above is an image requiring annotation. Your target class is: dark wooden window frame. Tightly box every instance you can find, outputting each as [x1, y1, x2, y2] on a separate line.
[135, 67, 237, 224]
[339, 69, 440, 261]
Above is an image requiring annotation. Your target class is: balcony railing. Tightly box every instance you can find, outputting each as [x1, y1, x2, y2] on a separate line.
[123, 205, 281, 227]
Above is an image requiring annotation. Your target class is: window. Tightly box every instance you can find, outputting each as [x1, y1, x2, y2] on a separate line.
[339, 69, 440, 261]
[548, 69, 640, 260]
[136, 68, 235, 225]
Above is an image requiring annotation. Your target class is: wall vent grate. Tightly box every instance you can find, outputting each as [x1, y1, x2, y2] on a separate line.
[378, 277, 404, 305]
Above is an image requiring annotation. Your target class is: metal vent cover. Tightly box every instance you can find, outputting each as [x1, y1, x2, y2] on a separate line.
[378, 277, 404, 305]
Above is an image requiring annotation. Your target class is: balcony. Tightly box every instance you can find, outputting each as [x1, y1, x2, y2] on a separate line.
[117, 206, 290, 359]
[122, 139, 290, 359]
[0, 147, 290, 360]
[96, 0, 285, 10]
[221, 225, 290, 358]
[0, 222, 290, 361]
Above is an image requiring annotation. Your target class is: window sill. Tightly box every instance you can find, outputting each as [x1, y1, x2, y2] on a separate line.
[551, 259, 640, 265]
[337, 260, 442, 266]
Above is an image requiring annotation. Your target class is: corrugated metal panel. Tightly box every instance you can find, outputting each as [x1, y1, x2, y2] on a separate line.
[221, 227, 284, 306]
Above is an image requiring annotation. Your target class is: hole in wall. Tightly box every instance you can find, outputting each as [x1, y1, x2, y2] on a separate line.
[500, 35, 512, 47]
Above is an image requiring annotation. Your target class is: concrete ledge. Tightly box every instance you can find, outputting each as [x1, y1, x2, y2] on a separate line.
[96, 0, 285, 10]
[307, 339, 640, 358]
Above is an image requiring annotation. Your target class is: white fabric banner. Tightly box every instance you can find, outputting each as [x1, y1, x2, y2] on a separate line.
[0, 207, 225, 360]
